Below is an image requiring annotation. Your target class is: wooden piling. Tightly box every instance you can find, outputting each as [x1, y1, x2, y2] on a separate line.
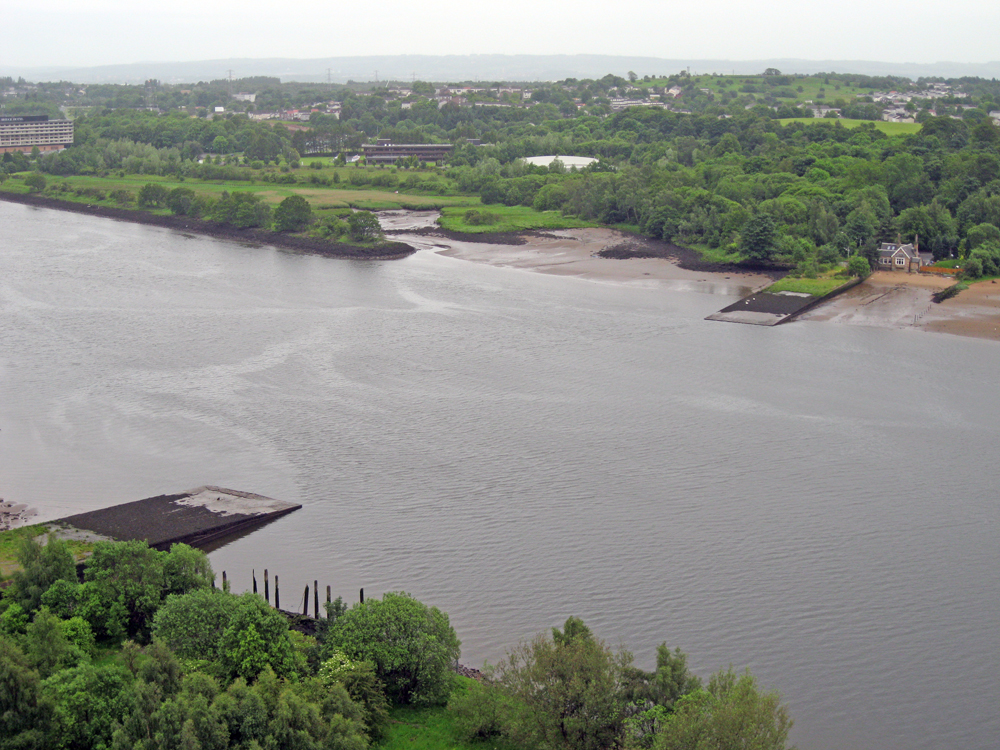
[252, 569, 257, 594]
[314, 580, 319, 618]
[303, 585, 309, 616]
[360, 587, 364, 604]
[264, 569, 269, 604]
[275, 575, 279, 610]
[222, 571, 227, 591]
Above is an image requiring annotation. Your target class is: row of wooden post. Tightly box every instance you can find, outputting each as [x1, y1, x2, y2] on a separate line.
[215, 569, 364, 618]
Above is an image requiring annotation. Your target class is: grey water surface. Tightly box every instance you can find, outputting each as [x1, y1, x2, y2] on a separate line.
[1, 201, 998, 750]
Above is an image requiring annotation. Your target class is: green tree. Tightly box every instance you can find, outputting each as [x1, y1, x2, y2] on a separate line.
[739, 214, 778, 261]
[4, 533, 77, 614]
[476, 617, 634, 750]
[323, 592, 460, 705]
[212, 191, 273, 228]
[654, 668, 793, 750]
[137, 182, 169, 208]
[23, 608, 76, 678]
[23, 172, 46, 192]
[217, 593, 296, 682]
[319, 652, 391, 741]
[273, 194, 314, 232]
[0, 636, 54, 748]
[848, 255, 871, 277]
[162, 543, 213, 596]
[166, 187, 197, 217]
[346, 210, 383, 243]
[80, 540, 165, 642]
[43, 661, 134, 750]
[152, 587, 237, 659]
[844, 205, 877, 249]
[966, 222, 1000, 251]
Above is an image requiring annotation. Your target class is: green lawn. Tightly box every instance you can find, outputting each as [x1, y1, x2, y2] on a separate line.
[1, 173, 478, 212]
[777, 118, 921, 135]
[439, 204, 597, 234]
[377, 680, 516, 750]
[765, 271, 855, 297]
[685, 242, 746, 265]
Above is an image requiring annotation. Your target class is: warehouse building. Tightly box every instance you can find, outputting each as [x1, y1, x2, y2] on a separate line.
[0, 115, 74, 154]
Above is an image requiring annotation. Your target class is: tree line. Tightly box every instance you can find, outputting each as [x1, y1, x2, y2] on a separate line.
[5, 73, 999, 275]
[0, 534, 793, 750]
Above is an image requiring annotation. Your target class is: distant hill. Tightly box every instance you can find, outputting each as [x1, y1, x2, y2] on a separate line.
[7, 55, 1000, 85]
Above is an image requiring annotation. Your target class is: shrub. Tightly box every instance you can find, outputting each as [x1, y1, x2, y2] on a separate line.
[346, 210, 383, 242]
[463, 209, 500, 226]
[273, 195, 314, 232]
[166, 187, 197, 216]
[319, 651, 391, 740]
[848, 255, 871, 277]
[23, 172, 46, 192]
[110, 189, 133, 206]
[322, 592, 460, 705]
[962, 256, 983, 278]
[4, 533, 77, 614]
[152, 588, 238, 659]
[216, 593, 296, 681]
[137, 182, 168, 208]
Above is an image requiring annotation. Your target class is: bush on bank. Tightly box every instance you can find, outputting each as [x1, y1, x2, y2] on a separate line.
[0, 535, 792, 750]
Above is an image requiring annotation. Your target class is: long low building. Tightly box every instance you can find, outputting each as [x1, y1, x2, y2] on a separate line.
[0, 114, 74, 154]
[362, 139, 452, 164]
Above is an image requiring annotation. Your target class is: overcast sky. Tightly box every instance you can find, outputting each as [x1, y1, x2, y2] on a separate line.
[4, 0, 1000, 69]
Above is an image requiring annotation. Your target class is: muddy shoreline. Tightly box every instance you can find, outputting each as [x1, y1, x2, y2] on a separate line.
[0, 191, 417, 260]
[798, 271, 1000, 341]
[597, 236, 782, 275]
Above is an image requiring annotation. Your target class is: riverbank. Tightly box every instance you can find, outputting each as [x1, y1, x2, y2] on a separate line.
[798, 271, 1000, 341]
[392, 224, 780, 296]
[0, 500, 36, 531]
[0, 191, 417, 260]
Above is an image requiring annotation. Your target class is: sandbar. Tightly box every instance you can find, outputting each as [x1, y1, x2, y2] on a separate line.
[397, 226, 776, 297]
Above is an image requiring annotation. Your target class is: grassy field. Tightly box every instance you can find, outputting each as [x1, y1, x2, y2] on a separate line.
[777, 118, 922, 135]
[378, 682, 516, 750]
[2, 172, 597, 237]
[1, 172, 478, 212]
[766, 269, 855, 297]
[439, 204, 598, 234]
[685, 242, 746, 265]
[0, 524, 96, 577]
[643, 74, 877, 106]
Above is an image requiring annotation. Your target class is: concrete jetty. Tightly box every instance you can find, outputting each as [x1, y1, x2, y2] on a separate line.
[51, 486, 301, 551]
[707, 278, 864, 326]
[706, 290, 817, 326]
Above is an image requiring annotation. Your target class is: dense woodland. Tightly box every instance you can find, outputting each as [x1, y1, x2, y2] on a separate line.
[3, 72, 1000, 276]
[0, 534, 791, 750]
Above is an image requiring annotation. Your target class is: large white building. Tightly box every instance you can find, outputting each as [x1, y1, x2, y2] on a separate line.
[0, 115, 74, 154]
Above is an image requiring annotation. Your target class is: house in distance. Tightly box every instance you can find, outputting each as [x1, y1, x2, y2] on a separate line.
[876, 241, 931, 272]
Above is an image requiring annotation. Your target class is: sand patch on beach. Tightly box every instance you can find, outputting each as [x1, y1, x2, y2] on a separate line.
[403, 228, 775, 296]
[799, 271, 1000, 341]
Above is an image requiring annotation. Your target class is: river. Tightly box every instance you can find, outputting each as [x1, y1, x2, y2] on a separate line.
[1, 201, 998, 750]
